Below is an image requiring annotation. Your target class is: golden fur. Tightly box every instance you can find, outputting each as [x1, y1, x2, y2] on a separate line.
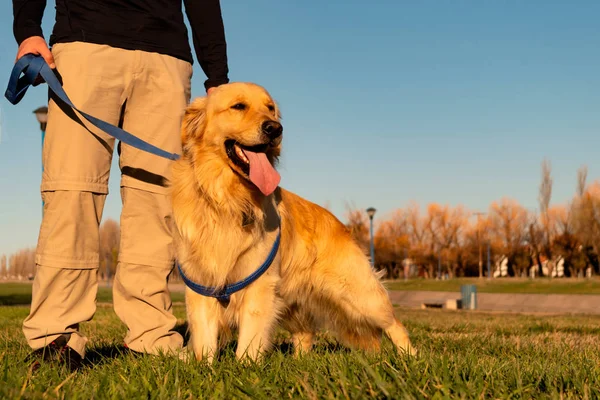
[171, 82, 415, 362]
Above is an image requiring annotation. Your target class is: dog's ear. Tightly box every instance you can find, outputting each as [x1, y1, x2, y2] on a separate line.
[181, 97, 207, 149]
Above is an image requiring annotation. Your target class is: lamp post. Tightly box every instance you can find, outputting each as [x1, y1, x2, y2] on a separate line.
[33, 106, 48, 216]
[366, 207, 376, 267]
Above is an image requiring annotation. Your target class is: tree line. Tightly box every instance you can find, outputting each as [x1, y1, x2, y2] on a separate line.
[345, 163, 599, 279]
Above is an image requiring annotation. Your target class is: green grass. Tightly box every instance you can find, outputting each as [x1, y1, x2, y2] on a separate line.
[0, 282, 185, 305]
[1, 301, 600, 399]
[384, 277, 600, 295]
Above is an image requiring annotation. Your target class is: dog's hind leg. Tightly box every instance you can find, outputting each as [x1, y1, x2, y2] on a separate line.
[186, 288, 222, 363]
[311, 258, 416, 356]
[331, 286, 414, 355]
[281, 305, 315, 356]
[291, 331, 314, 356]
[384, 316, 415, 355]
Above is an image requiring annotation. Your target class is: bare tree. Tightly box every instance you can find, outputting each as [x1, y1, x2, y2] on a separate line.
[8, 248, 36, 279]
[373, 209, 410, 278]
[535, 159, 553, 277]
[577, 165, 588, 197]
[405, 202, 434, 278]
[527, 209, 544, 276]
[344, 203, 370, 254]
[0, 254, 7, 278]
[571, 181, 600, 275]
[460, 215, 490, 277]
[425, 204, 468, 278]
[539, 159, 553, 214]
[489, 198, 531, 277]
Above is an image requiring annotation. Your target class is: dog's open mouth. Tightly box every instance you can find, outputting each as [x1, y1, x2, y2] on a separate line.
[225, 140, 280, 196]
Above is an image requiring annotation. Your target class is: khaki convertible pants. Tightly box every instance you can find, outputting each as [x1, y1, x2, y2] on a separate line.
[22, 42, 192, 357]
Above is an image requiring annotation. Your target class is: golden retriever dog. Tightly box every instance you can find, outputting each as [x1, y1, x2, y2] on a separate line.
[171, 82, 415, 362]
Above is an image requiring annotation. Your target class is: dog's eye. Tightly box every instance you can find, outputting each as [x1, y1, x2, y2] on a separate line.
[267, 105, 275, 112]
[231, 103, 247, 111]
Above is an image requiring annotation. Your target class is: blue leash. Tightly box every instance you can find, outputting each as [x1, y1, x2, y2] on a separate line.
[4, 54, 181, 160]
[177, 225, 281, 304]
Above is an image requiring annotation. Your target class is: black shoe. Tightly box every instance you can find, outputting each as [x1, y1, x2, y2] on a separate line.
[25, 334, 83, 373]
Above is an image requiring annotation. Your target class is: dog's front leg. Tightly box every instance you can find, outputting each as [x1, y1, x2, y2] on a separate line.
[235, 274, 283, 362]
[186, 287, 221, 363]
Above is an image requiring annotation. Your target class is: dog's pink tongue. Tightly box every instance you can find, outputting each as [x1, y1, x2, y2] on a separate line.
[243, 150, 281, 196]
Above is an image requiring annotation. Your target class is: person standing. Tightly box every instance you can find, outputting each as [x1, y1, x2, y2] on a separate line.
[12, 0, 229, 371]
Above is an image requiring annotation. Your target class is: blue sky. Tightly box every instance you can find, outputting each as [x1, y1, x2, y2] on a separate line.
[1, 0, 599, 258]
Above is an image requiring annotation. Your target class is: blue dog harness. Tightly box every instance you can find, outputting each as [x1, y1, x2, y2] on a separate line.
[178, 224, 281, 304]
[5, 54, 282, 303]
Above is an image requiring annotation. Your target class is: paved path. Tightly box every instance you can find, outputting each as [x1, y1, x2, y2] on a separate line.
[387, 290, 600, 315]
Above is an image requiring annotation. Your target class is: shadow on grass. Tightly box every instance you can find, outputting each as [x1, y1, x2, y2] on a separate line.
[82, 321, 192, 368]
[211, 338, 351, 361]
[83, 344, 130, 367]
[81, 322, 354, 367]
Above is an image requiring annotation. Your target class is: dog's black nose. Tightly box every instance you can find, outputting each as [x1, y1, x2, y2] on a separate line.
[262, 120, 283, 139]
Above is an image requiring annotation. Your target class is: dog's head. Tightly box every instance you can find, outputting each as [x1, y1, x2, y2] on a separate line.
[181, 82, 282, 197]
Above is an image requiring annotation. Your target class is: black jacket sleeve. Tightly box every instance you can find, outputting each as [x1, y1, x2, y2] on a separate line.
[184, 0, 230, 91]
[13, 0, 46, 45]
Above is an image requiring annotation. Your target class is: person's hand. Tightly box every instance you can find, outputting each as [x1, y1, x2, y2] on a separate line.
[15, 36, 55, 69]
